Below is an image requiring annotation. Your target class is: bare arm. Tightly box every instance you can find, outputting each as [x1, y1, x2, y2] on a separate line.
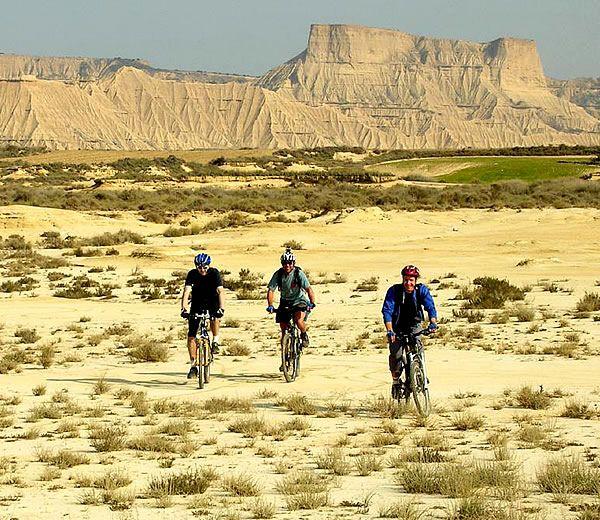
[216, 286, 225, 309]
[306, 286, 316, 306]
[267, 288, 275, 307]
[181, 285, 192, 312]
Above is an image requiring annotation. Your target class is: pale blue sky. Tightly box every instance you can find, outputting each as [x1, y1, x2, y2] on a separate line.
[1, 0, 598, 79]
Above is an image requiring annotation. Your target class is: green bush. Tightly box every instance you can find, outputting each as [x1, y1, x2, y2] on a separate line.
[460, 277, 525, 309]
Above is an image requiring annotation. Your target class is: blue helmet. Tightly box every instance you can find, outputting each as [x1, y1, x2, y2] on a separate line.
[194, 253, 211, 267]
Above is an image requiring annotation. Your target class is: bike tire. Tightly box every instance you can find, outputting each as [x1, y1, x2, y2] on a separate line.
[281, 332, 297, 383]
[409, 356, 431, 417]
[203, 345, 211, 384]
[197, 340, 206, 389]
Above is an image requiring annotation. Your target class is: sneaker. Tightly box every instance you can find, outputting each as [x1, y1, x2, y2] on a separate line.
[211, 341, 220, 355]
[187, 365, 198, 379]
[391, 382, 403, 400]
[300, 332, 309, 349]
[279, 364, 284, 372]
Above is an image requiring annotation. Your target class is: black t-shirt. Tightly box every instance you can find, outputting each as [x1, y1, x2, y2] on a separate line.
[185, 268, 222, 310]
[397, 296, 419, 331]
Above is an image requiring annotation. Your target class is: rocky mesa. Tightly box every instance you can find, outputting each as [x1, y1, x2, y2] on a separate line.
[0, 24, 599, 150]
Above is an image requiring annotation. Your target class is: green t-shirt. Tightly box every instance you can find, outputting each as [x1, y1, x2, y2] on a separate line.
[267, 268, 310, 307]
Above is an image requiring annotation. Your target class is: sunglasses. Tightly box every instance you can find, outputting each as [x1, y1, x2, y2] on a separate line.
[197, 265, 209, 270]
[281, 261, 294, 266]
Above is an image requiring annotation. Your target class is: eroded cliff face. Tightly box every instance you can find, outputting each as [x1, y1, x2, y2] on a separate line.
[0, 24, 599, 150]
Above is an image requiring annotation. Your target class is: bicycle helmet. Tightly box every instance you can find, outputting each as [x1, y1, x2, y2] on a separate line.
[401, 264, 420, 278]
[280, 248, 296, 265]
[194, 253, 211, 267]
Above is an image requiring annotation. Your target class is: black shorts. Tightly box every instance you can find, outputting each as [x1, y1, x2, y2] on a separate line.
[275, 302, 308, 324]
[187, 305, 219, 337]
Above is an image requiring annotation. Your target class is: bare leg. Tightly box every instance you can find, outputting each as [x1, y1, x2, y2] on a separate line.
[294, 311, 307, 333]
[210, 319, 220, 338]
[187, 336, 197, 362]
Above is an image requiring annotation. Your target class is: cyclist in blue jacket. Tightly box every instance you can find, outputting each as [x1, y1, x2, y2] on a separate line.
[382, 265, 438, 398]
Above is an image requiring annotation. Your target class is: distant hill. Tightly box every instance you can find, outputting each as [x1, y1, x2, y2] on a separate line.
[1, 24, 599, 150]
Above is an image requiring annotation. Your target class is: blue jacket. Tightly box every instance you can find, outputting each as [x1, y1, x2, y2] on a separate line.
[382, 283, 437, 328]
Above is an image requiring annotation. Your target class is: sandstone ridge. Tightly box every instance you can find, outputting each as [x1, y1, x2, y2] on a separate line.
[1, 24, 599, 150]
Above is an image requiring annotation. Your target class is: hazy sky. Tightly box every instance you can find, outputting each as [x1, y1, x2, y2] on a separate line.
[1, 0, 598, 79]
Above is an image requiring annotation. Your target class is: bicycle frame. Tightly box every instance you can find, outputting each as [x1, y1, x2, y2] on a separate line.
[191, 310, 212, 389]
[278, 307, 310, 383]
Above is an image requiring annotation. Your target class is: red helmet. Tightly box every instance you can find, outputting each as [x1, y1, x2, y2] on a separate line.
[401, 265, 420, 278]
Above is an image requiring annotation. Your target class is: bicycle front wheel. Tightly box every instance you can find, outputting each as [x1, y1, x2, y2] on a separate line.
[197, 340, 207, 389]
[203, 344, 212, 385]
[409, 356, 431, 417]
[281, 332, 298, 383]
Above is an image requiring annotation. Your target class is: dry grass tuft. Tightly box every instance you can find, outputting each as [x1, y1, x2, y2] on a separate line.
[221, 473, 261, 496]
[537, 455, 600, 495]
[514, 386, 551, 410]
[366, 395, 408, 419]
[204, 396, 254, 414]
[147, 467, 218, 497]
[89, 424, 127, 452]
[251, 497, 276, 519]
[125, 335, 170, 362]
[451, 411, 485, 430]
[315, 448, 351, 475]
[277, 394, 317, 415]
[36, 447, 90, 469]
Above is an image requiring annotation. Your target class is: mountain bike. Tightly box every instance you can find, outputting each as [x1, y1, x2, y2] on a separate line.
[391, 328, 432, 417]
[278, 307, 311, 383]
[188, 310, 213, 389]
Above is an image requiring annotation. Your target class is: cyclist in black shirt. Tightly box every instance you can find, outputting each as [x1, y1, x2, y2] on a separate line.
[181, 253, 224, 379]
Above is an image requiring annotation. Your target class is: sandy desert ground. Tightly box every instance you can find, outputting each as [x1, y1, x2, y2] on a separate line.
[1, 204, 599, 519]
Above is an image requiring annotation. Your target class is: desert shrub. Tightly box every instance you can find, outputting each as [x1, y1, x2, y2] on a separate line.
[36, 448, 90, 468]
[146, 467, 218, 496]
[276, 470, 330, 510]
[204, 396, 254, 414]
[251, 498, 276, 519]
[277, 394, 317, 415]
[514, 386, 551, 409]
[510, 304, 536, 322]
[203, 211, 258, 231]
[0, 276, 38, 292]
[39, 344, 56, 368]
[537, 456, 600, 494]
[224, 268, 263, 300]
[79, 229, 145, 247]
[460, 277, 525, 309]
[106, 322, 133, 336]
[315, 448, 351, 475]
[451, 411, 485, 430]
[221, 473, 261, 496]
[576, 292, 600, 312]
[282, 240, 304, 250]
[32, 384, 47, 396]
[15, 327, 40, 343]
[355, 277, 379, 292]
[366, 395, 407, 419]
[163, 223, 202, 237]
[127, 435, 178, 453]
[355, 454, 383, 475]
[453, 308, 485, 322]
[561, 399, 597, 419]
[89, 424, 127, 452]
[224, 340, 251, 356]
[379, 500, 423, 519]
[124, 335, 170, 362]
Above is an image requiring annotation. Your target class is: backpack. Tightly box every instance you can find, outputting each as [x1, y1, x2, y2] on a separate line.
[277, 266, 303, 290]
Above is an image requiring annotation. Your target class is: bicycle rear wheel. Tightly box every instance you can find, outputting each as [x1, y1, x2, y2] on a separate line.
[281, 332, 298, 383]
[409, 356, 431, 417]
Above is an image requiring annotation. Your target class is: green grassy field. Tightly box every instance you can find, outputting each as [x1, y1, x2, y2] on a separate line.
[368, 156, 598, 183]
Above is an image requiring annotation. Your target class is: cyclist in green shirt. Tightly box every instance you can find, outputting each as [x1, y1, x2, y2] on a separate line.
[266, 248, 316, 349]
